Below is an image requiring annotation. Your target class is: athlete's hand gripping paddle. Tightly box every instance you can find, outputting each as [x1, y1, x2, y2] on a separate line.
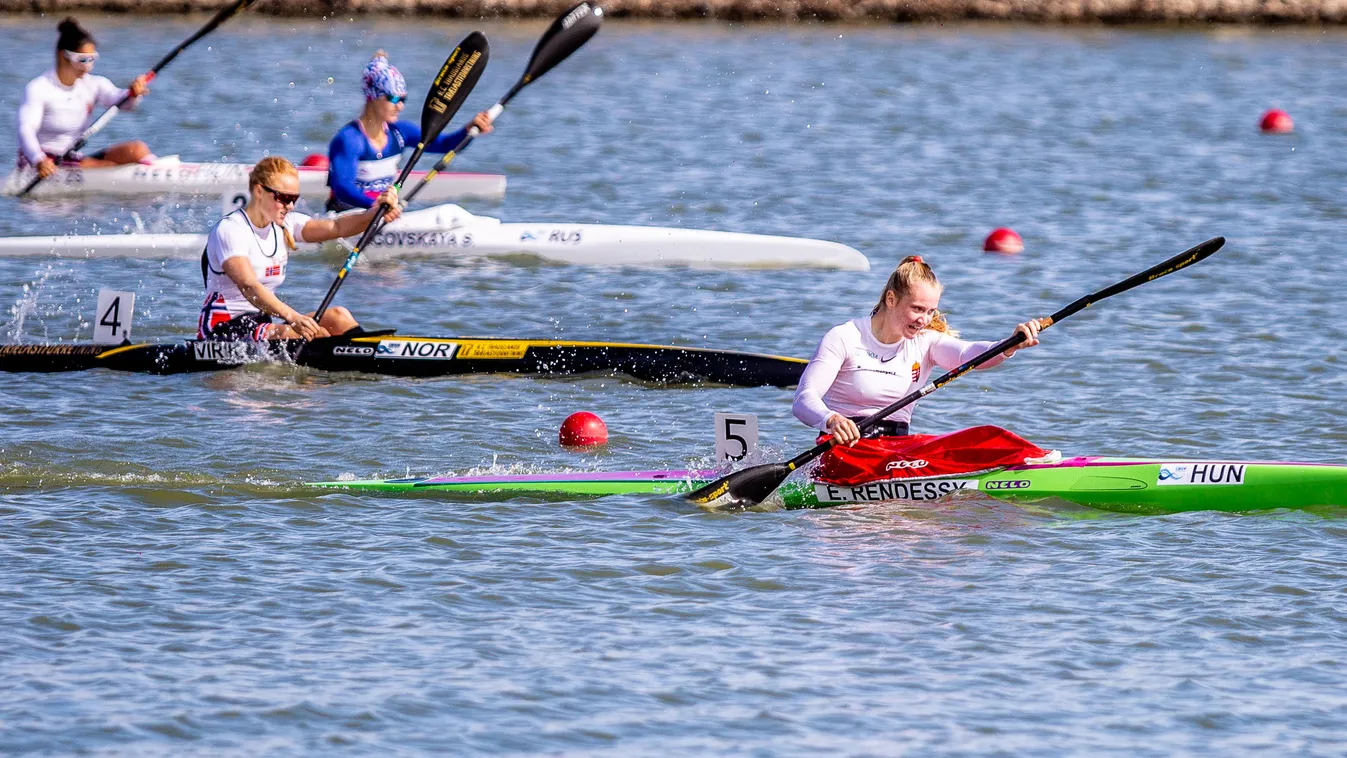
[397, 1, 603, 207]
[18, 0, 259, 198]
[686, 236, 1228, 509]
[311, 31, 490, 325]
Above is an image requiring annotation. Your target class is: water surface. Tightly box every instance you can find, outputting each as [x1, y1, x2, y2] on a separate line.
[1, 18, 1346, 755]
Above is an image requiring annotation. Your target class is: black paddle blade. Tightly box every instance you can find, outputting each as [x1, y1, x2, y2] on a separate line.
[521, 2, 603, 87]
[686, 463, 794, 508]
[421, 32, 491, 143]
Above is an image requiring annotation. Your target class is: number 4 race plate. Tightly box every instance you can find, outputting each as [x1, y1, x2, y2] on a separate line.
[94, 289, 136, 344]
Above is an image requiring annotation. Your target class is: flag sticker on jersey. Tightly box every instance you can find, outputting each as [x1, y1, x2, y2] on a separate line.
[265, 264, 283, 277]
[911, 362, 921, 382]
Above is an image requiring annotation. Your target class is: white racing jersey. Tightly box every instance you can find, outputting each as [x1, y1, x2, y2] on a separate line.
[16, 69, 138, 165]
[792, 317, 1008, 430]
[197, 209, 310, 338]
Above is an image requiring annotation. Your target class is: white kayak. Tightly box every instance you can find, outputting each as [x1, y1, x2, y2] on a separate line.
[0, 204, 870, 270]
[1, 156, 506, 204]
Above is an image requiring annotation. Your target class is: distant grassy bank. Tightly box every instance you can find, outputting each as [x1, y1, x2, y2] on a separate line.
[4, 0, 1343, 24]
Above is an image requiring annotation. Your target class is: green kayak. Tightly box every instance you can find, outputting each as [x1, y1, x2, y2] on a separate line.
[311, 456, 1347, 514]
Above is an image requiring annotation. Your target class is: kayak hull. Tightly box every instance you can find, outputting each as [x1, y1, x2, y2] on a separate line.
[0, 204, 869, 270]
[360, 205, 869, 269]
[2, 160, 505, 203]
[311, 458, 1347, 514]
[0, 333, 805, 386]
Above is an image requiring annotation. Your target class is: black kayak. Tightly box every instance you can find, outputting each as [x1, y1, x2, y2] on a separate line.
[0, 330, 805, 387]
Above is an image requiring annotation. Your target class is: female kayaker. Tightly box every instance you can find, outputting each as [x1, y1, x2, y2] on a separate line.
[325, 51, 494, 212]
[793, 255, 1042, 445]
[198, 156, 402, 341]
[17, 18, 154, 179]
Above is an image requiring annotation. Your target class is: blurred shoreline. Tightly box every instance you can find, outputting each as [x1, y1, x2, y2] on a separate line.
[3, 0, 1343, 25]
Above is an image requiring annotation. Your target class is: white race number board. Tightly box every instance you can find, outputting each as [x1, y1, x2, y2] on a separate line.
[93, 289, 135, 344]
[715, 412, 759, 462]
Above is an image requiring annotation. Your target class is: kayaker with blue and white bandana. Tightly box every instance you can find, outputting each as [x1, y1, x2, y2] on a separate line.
[325, 51, 494, 212]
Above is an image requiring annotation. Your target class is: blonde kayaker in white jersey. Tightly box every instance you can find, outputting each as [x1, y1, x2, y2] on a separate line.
[198, 156, 402, 341]
[16, 18, 153, 179]
[793, 255, 1042, 445]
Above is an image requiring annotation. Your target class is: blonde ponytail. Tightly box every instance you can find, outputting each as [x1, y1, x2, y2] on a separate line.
[248, 156, 299, 251]
[872, 255, 958, 337]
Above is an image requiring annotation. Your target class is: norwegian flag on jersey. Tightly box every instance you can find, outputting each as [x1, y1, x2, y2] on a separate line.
[815, 426, 1050, 486]
[265, 264, 283, 277]
[197, 292, 232, 339]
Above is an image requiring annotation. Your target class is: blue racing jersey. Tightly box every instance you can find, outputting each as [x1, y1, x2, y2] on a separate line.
[326, 120, 470, 210]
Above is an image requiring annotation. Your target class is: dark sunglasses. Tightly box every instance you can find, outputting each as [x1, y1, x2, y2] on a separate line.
[382, 93, 406, 105]
[262, 185, 300, 206]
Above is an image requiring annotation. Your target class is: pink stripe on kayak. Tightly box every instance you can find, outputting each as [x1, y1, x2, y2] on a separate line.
[417, 470, 717, 485]
[1004, 457, 1347, 471]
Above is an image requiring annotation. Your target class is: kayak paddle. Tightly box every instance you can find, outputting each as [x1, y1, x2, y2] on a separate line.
[311, 31, 490, 325]
[18, 0, 259, 198]
[686, 235, 1228, 509]
[397, 0, 604, 206]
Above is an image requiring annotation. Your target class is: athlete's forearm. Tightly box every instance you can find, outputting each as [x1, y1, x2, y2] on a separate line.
[237, 281, 299, 323]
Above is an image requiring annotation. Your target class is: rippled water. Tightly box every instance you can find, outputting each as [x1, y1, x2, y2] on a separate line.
[2, 16, 1347, 755]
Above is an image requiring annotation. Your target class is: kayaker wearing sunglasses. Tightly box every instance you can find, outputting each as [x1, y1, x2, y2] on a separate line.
[325, 51, 494, 212]
[16, 17, 155, 180]
[199, 156, 403, 342]
[794, 255, 1043, 446]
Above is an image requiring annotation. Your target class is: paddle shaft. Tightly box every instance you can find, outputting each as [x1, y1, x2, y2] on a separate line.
[350, 77, 539, 244]
[400, 81, 528, 205]
[778, 237, 1227, 474]
[18, 0, 255, 197]
[310, 144, 428, 324]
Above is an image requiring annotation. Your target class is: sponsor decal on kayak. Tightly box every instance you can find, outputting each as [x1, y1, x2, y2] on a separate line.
[884, 459, 928, 471]
[193, 340, 249, 365]
[814, 479, 979, 503]
[375, 340, 459, 360]
[130, 163, 247, 183]
[1157, 463, 1245, 486]
[0, 344, 102, 356]
[33, 169, 85, 188]
[984, 479, 1031, 490]
[332, 345, 375, 357]
[370, 231, 473, 248]
[456, 341, 529, 360]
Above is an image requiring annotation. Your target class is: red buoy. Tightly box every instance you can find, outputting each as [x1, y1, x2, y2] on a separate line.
[1260, 109, 1294, 134]
[300, 153, 331, 169]
[560, 412, 608, 448]
[983, 227, 1024, 255]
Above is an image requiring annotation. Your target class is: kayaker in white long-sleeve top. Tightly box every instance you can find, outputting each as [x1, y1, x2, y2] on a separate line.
[16, 17, 153, 179]
[793, 255, 1042, 445]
